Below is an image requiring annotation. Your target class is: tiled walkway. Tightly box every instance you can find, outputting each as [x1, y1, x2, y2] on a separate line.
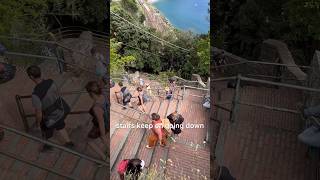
[110, 83, 210, 179]
[213, 84, 317, 180]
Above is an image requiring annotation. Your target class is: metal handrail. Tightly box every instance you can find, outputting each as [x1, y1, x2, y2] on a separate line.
[212, 47, 311, 69]
[0, 150, 76, 180]
[4, 51, 97, 75]
[111, 73, 207, 90]
[50, 26, 109, 37]
[0, 124, 108, 166]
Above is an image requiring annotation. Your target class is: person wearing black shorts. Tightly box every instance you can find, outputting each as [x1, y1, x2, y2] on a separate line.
[27, 65, 74, 152]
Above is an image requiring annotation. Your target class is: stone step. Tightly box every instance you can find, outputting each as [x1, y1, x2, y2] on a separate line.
[0, 164, 30, 180]
[157, 98, 179, 176]
[135, 100, 162, 170]
[93, 165, 109, 180]
[148, 99, 174, 176]
[71, 158, 97, 180]
[110, 127, 145, 177]
[110, 126, 132, 169]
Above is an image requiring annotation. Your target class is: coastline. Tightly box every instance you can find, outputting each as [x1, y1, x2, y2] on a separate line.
[139, 0, 174, 33]
[147, 0, 159, 3]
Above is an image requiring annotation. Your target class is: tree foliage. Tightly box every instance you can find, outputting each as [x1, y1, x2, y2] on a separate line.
[0, 0, 107, 35]
[110, 38, 136, 74]
[110, 1, 210, 79]
[214, 0, 320, 64]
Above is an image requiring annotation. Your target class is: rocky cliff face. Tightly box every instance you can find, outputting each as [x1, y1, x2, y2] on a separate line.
[137, 0, 173, 34]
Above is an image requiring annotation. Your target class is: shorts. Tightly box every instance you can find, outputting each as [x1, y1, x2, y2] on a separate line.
[41, 118, 65, 139]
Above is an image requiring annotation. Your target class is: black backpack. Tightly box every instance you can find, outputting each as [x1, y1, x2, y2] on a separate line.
[0, 43, 6, 55]
[167, 113, 184, 134]
[0, 63, 16, 84]
[33, 79, 70, 126]
[121, 87, 132, 103]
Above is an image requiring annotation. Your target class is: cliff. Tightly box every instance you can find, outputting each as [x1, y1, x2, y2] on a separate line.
[136, 0, 173, 34]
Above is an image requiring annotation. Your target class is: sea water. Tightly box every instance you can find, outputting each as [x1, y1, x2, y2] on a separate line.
[152, 0, 210, 34]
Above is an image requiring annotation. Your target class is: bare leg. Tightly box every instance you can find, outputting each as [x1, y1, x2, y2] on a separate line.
[57, 128, 71, 143]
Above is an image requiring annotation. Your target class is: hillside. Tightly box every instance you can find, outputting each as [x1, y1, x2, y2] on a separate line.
[110, 0, 210, 80]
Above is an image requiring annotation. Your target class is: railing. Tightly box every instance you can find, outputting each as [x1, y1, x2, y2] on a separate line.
[0, 123, 107, 179]
[15, 89, 109, 132]
[212, 47, 311, 85]
[0, 36, 101, 75]
[0, 26, 108, 75]
[211, 74, 320, 124]
[210, 74, 320, 175]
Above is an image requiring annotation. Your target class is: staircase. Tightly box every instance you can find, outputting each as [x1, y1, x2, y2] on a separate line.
[109, 82, 210, 179]
[0, 41, 109, 179]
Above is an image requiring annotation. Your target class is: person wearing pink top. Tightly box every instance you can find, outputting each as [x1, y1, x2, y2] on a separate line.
[146, 113, 167, 148]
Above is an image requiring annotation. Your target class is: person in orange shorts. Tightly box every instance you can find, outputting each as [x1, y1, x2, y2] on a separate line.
[146, 113, 167, 148]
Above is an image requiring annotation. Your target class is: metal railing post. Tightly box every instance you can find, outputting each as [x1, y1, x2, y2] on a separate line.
[183, 85, 186, 100]
[15, 95, 29, 132]
[229, 74, 241, 123]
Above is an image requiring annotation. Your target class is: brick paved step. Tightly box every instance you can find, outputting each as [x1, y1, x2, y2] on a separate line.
[0, 163, 29, 180]
[110, 111, 122, 138]
[134, 100, 162, 170]
[110, 126, 132, 169]
[157, 98, 180, 176]
[93, 165, 109, 180]
[0, 72, 108, 179]
[27, 76, 89, 178]
[10, 137, 43, 178]
[110, 128, 145, 178]
[0, 128, 107, 180]
[70, 159, 96, 180]
[214, 84, 317, 180]
[166, 142, 210, 179]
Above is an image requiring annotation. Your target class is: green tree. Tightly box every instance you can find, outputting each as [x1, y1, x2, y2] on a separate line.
[214, 0, 320, 64]
[0, 0, 48, 35]
[120, 0, 138, 14]
[110, 39, 136, 74]
[196, 36, 210, 77]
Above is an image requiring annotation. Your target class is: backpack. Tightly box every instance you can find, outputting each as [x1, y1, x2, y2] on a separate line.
[167, 113, 184, 134]
[175, 114, 184, 124]
[33, 80, 70, 127]
[167, 114, 184, 124]
[117, 159, 129, 175]
[121, 87, 132, 103]
[0, 43, 6, 55]
[142, 93, 150, 103]
[0, 63, 16, 84]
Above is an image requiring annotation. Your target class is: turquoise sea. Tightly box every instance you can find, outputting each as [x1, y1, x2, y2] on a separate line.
[152, 0, 210, 34]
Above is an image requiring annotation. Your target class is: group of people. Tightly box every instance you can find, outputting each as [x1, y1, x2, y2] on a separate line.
[26, 65, 109, 159]
[114, 76, 177, 113]
[111, 76, 185, 179]
[298, 104, 320, 148]
[115, 81, 149, 113]
[115, 112, 184, 179]
[146, 111, 184, 148]
[0, 43, 15, 142]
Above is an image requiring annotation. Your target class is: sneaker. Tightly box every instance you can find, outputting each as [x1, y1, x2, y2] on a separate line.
[41, 144, 53, 152]
[145, 145, 153, 149]
[65, 142, 75, 149]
